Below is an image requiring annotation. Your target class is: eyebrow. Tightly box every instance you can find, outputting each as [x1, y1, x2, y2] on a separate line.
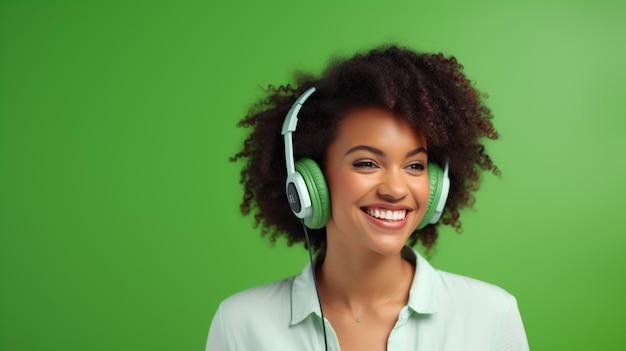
[345, 145, 427, 158]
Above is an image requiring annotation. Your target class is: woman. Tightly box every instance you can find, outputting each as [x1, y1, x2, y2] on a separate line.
[207, 45, 529, 350]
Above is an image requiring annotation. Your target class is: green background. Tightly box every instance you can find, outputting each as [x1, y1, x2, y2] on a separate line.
[1, 1, 625, 350]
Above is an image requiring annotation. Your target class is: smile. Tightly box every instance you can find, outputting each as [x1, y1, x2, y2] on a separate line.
[363, 208, 408, 221]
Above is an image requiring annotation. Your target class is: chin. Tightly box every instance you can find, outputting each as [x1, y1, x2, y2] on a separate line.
[366, 234, 412, 256]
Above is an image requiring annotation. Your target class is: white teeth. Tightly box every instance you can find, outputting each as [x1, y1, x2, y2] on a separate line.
[367, 209, 406, 221]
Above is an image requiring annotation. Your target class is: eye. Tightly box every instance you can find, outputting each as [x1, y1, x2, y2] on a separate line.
[353, 160, 378, 169]
[406, 162, 426, 172]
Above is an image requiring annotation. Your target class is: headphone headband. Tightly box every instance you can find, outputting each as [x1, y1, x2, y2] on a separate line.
[281, 87, 317, 176]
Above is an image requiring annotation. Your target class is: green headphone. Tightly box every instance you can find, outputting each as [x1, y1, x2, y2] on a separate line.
[281, 87, 450, 230]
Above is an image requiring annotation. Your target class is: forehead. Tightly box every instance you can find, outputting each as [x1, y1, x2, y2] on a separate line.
[331, 107, 426, 149]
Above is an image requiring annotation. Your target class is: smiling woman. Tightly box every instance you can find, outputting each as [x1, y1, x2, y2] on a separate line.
[206, 44, 529, 351]
[323, 108, 430, 258]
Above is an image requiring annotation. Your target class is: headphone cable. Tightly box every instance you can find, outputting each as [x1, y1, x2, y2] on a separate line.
[301, 220, 329, 351]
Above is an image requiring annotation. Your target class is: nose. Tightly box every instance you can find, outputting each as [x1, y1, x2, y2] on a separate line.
[376, 170, 409, 201]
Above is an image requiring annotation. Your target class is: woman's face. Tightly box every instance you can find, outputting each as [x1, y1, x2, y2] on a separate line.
[324, 108, 430, 257]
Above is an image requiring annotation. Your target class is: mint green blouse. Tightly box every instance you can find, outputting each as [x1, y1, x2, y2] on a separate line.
[206, 247, 528, 350]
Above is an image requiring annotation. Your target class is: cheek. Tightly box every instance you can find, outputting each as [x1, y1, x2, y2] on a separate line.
[328, 171, 355, 204]
[327, 170, 374, 206]
[413, 177, 431, 208]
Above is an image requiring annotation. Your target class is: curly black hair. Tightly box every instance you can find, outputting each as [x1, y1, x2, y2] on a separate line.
[230, 44, 499, 252]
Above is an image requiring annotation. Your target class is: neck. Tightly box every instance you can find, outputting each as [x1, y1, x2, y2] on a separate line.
[317, 244, 413, 311]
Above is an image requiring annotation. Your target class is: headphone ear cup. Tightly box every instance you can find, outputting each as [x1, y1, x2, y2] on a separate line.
[417, 163, 445, 229]
[295, 158, 331, 229]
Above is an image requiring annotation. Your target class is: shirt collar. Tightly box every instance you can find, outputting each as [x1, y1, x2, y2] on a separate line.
[290, 251, 326, 325]
[290, 247, 439, 326]
[402, 246, 439, 314]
